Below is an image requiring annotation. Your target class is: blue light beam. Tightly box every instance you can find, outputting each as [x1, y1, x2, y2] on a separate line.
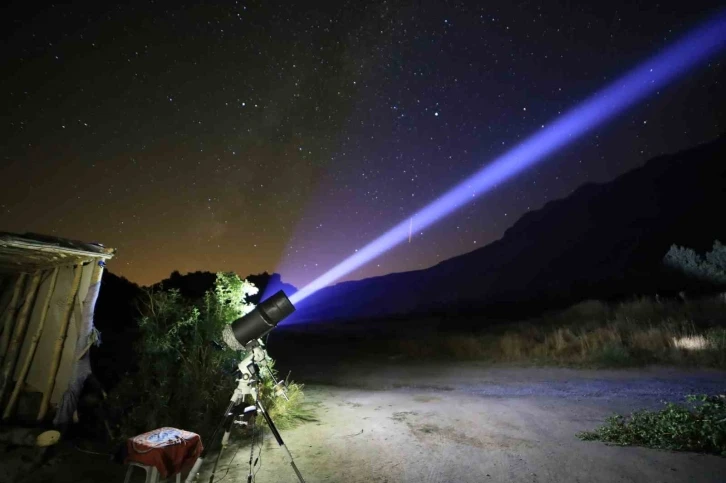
[289, 12, 726, 306]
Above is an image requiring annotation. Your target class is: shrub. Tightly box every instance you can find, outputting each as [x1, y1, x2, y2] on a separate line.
[595, 343, 632, 367]
[107, 272, 313, 440]
[664, 240, 726, 286]
[578, 394, 726, 455]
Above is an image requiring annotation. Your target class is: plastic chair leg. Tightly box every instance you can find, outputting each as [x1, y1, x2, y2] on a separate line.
[146, 466, 159, 483]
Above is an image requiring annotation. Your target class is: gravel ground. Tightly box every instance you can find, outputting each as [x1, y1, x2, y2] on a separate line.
[198, 363, 726, 483]
[7, 364, 726, 483]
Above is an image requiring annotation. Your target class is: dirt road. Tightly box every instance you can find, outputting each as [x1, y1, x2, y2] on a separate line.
[12, 364, 724, 482]
[202, 363, 726, 483]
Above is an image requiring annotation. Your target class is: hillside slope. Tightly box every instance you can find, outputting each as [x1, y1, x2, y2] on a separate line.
[290, 135, 726, 324]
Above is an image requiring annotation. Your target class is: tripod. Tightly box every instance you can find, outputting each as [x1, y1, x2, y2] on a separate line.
[185, 343, 305, 483]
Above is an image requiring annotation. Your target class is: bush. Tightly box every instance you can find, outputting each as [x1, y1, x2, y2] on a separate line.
[578, 394, 726, 455]
[592, 342, 629, 367]
[107, 272, 313, 440]
[664, 240, 726, 286]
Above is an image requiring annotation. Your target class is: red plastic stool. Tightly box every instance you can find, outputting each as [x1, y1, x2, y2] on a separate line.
[124, 461, 180, 483]
[123, 427, 203, 482]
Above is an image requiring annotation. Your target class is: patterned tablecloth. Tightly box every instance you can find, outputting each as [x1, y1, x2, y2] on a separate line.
[125, 427, 203, 478]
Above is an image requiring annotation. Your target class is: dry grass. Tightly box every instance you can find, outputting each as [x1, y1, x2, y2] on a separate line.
[389, 296, 726, 368]
[266, 382, 319, 430]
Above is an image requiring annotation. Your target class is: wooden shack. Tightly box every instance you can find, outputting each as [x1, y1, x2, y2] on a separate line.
[0, 232, 115, 425]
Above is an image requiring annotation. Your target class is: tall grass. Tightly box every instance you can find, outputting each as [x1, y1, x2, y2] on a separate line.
[389, 296, 726, 368]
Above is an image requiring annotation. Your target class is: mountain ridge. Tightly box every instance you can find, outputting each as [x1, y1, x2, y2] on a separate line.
[288, 134, 726, 324]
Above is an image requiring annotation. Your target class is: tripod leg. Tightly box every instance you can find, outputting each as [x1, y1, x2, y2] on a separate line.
[256, 400, 305, 483]
[247, 414, 256, 483]
[207, 426, 229, 483]
[209, 402, 246, 483]
[184, 400, 236, 483]
[209, 449, 225, 483]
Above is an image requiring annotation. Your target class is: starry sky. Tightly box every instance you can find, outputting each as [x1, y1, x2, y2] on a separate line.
[1, 1, 724, 288]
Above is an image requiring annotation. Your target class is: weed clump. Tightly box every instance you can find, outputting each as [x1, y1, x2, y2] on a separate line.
[578, 394, 726, 455]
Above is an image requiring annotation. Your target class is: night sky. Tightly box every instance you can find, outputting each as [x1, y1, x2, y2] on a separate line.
[1, 1, 724, 288]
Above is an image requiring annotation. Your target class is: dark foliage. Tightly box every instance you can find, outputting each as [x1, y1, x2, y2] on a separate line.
[153, 270, 296, 305]
[106, 277, 241, 439]
[665, 240, 726, 286]
[91, 270, 297, 392]
[104, 273, 309, 440]
[90, 271, 143, 391]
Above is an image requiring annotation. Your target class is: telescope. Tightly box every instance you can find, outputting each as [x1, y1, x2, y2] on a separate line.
[186, 290, 305, 483]
[230, 290, 295, 348]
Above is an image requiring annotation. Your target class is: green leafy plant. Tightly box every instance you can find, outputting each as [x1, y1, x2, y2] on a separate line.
[578, 394, 726, 455]
[107, 272, 314, 440]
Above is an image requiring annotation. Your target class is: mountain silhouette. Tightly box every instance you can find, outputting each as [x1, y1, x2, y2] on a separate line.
[289, 135, 726, 324]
